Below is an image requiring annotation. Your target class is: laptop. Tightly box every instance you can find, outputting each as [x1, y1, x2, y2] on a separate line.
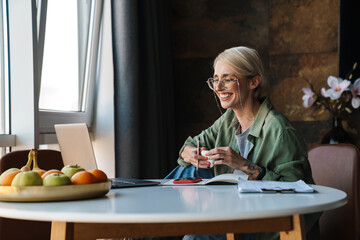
[54, 123, 160, 188]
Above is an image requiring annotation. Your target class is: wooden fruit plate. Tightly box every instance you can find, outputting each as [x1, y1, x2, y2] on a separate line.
[0, 181, 111, 202]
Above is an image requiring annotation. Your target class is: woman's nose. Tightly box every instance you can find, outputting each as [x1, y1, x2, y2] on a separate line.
[215, 80, 225, 91]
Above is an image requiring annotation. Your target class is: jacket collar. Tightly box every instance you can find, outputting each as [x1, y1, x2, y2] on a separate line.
[249, 97, 273, 138]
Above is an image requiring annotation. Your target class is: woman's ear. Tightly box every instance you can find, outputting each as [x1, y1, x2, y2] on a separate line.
[249, 75, 261, 90]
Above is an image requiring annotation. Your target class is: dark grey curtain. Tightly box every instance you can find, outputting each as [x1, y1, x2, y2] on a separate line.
[111, 0, 176, 178]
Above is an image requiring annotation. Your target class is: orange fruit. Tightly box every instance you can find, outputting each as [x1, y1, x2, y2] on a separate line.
[1, 170, 21, 186]
[71, 171, 98, 185]
[88, 169, 108, 182]
[41, 169, 63, 180]
[33, 169, 46, 177]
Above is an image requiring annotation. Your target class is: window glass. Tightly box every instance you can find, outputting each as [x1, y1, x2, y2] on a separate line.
[39, 0, 79, 111]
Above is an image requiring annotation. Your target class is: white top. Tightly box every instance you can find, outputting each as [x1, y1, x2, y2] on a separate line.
[0, 184, 347, 223]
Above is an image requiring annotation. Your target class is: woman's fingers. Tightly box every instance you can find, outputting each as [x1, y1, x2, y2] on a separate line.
[208, 147, 232, 156]
[200, 147, 208, 151]
[189, 154, 207, 168]
[198, 160, 209, 168]
[191, 159, 208, 168]
[207, 147, 245, 169]
[206, 148, 230, 160]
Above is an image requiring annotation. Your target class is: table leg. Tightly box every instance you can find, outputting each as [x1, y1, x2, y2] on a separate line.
[51, 221, 74, 240]
[226, 233, 242, 240]
[279, 214, 306, 240]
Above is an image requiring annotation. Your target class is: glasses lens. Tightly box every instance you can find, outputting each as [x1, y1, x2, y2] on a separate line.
[207, 78, 215, 90]
[223, 78, 238, 89]
[207, 78, 238, 90]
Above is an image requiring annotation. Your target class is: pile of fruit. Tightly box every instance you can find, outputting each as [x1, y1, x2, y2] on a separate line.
[0, 149, 108, 187]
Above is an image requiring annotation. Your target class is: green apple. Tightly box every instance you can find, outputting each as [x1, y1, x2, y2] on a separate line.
[43, 173, 71, 186]
[11, 171, 42, 186]
[0, 168, 20, 185]
[61, 164, 85, 178]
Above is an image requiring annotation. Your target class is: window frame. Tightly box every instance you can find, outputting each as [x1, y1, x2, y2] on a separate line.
[0, 0, 14, 151]
[38, 0, 103, 142]
[1, 0, 103, 148]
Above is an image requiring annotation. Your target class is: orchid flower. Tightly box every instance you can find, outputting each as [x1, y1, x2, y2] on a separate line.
[324, 76, 351, 100]
[321, 87, 329, 97]
[302, 87, 316, 108]
[350, 78, 360, 109]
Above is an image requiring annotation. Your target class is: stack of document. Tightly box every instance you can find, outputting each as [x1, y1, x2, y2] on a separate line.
[238, 179, 314, 193]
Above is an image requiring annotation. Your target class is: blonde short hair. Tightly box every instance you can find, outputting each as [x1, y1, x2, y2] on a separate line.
[213, 46, 266, 99]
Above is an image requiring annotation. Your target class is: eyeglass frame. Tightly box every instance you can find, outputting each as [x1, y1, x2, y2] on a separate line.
[206, 75, 246, 90]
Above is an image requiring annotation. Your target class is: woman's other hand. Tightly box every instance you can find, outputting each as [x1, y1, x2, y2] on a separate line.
[207, 147, 246, 169]
[208, 147, 262, 180]
[181, 145, 209, 169]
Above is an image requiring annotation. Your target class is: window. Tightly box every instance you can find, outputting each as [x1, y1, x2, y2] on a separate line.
[37, 0, 103, 141]
[2, 0, 103, 148]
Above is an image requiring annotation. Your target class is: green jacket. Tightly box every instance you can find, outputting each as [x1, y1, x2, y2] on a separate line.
[177, 97, 320, 240]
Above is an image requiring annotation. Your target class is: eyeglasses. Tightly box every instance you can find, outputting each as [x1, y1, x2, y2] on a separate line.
[206, 77, 239, 90]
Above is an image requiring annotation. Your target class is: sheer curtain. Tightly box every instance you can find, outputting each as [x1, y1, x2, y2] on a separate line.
[111, 0, 176, 178]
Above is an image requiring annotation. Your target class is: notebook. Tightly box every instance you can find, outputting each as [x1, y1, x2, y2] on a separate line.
[54, 123, 160, 188]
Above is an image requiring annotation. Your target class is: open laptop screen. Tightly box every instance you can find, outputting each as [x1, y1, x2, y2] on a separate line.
[55, 123, 160, 188]
[54, 123, 98, 170]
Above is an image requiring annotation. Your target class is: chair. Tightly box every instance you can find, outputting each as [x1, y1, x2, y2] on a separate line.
[308, 144, 360, 240]
[0, 149, 64, 240]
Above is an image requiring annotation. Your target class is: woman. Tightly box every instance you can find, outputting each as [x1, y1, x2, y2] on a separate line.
[166, 46, 319, 240]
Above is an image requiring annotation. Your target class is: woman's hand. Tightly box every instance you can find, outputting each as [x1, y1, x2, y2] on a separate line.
[207, 147, 246, 169]
[181, 145, 209, 169]
[208, 147, 263, 180]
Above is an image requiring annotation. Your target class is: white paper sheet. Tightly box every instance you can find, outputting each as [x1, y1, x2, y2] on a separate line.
[238, 179, 314, 193]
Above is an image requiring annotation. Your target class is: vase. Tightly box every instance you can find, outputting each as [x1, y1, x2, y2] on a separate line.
[321, 117, 355, 144]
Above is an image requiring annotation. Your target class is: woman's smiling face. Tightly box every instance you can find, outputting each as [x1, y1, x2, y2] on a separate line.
[213, 61, 249, 110]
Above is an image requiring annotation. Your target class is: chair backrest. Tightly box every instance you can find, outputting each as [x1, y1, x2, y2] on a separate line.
[0, 149, 64, 174]
[0, 149, 64, 240]
[308, 144, 360, 240]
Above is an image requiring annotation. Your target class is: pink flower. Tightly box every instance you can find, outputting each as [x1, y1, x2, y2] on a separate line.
[350, 78, 360, 109]
[324, 76, 351, 100]
[302, 87, 315, 108]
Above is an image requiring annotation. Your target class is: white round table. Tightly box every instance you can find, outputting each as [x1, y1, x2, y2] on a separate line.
[0, 183, 347, 240]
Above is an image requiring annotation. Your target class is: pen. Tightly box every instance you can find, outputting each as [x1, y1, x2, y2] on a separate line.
[196, 136, 200, 171]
